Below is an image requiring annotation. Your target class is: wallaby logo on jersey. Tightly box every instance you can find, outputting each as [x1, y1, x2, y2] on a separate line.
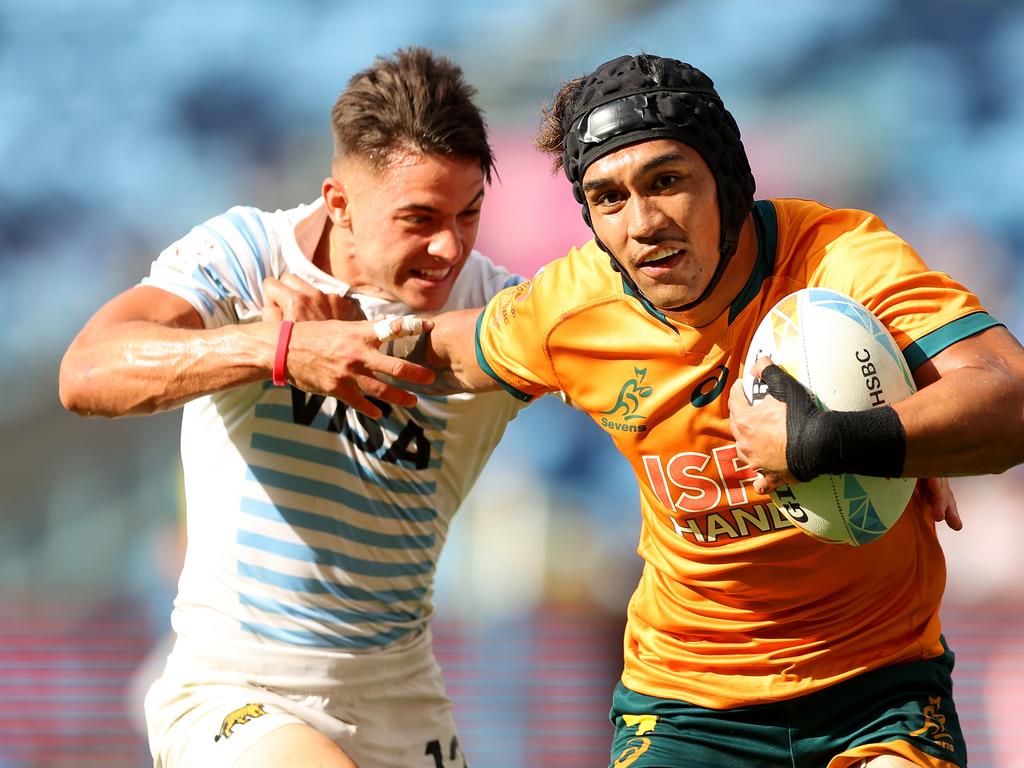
[600, 368, 653, 433]
[290, 388, 432, 469]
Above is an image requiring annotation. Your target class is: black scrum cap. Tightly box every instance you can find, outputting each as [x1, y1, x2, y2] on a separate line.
[563, 54, 755, 265]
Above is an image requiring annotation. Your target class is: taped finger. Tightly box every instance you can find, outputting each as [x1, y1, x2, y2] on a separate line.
[372, 315, 424, 343]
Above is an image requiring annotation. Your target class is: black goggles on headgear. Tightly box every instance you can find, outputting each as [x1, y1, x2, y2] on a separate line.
[563, 87, 718, 192]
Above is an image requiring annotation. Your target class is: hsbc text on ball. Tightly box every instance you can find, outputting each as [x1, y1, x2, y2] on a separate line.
[855, 348, 886, 407]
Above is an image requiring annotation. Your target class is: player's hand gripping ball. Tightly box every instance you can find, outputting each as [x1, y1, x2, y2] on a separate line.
[741, 288, 917, 545]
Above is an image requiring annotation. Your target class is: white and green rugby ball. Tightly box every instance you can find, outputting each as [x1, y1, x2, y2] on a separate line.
[741, 288, 917, 546]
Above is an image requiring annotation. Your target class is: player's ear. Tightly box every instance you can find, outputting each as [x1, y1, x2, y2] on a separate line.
[322, 176, 351, 229]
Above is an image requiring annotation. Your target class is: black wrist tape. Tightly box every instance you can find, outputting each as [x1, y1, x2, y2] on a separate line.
[759, 364, 907, 481]
[790, 406, 907, 481]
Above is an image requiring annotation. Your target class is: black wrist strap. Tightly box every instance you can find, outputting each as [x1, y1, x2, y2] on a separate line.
[760, 365, 907, 481]
[793, 406, 907, 481]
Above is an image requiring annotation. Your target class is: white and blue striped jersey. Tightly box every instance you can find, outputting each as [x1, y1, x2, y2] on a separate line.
[142, 199, 525, 657]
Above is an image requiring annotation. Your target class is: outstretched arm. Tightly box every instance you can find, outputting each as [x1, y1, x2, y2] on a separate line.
[729, 325, 1024, 493]
[395, 308, 501, 395]
[59, 284, 435, 419]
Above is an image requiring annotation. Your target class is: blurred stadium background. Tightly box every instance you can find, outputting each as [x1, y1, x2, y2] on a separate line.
[2, 0, 1024, 766]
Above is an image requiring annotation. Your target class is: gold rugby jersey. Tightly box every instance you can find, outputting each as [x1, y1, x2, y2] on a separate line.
[476, 198, 999, 709]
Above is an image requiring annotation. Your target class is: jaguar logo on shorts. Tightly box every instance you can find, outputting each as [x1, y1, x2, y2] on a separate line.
[908, 696, 955, 752]
[214, 702, 267, 742]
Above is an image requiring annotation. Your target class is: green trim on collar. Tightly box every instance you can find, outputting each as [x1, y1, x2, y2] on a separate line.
[728, 200, 777, 323]
[618, 200, 777, 328]
[620, 277, 677, 332]
[474, 309, 534, 402]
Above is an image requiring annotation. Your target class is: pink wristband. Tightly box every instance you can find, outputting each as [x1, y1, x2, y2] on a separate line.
[272, 320, 294, 387]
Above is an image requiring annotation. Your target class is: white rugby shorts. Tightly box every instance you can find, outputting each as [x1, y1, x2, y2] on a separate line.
[144, 630, 466, 768]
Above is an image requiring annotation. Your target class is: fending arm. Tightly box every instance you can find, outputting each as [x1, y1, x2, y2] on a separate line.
[58, 285, 273, 417]
[395, 308, 501, 395]
[59, 284, 436, 419]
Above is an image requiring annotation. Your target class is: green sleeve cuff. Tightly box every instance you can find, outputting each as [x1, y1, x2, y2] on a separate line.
[473, 308, 534, 402]
[903, 312, 1002, 370]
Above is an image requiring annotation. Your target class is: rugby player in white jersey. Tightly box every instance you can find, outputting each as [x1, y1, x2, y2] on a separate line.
[59, 47, 525, 768]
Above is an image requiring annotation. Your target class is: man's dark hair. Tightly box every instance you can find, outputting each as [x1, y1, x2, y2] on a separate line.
[332, 47, 494, 181]
[535, 75, 586, 174]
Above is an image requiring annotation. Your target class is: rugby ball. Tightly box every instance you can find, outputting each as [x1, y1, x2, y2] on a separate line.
[741, 288, 917, 546]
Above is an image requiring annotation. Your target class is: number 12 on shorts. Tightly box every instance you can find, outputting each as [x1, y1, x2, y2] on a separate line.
[425, 736, 466, 768]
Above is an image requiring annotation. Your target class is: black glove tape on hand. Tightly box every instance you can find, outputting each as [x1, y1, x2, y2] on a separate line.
[759, 364, 907, 482]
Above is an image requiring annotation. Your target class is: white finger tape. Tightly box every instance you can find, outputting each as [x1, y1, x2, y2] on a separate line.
[373, 314, 424, 342]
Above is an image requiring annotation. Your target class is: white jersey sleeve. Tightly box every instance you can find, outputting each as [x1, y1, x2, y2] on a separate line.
[439, 252, 524, 313]
[142, 205, 283, 328]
